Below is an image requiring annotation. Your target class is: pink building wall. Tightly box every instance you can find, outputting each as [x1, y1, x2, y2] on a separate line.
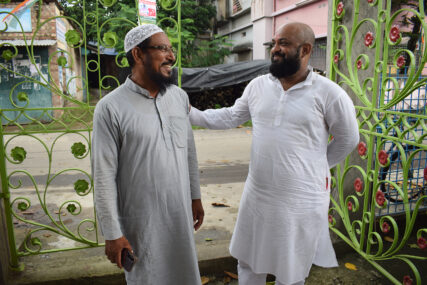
[275, 0, 306, 9]
[273, 0, 328, 38]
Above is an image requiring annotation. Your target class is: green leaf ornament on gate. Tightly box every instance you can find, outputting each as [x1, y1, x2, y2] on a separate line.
[57, 56, 68, 67]
[65, 30, 81, 47]
[71, 142, 87, 158]
[102, 31, 118, 48]
[17, 92, 28, 102]
[11, 147, 27, 163]
[74, 179, 89, 195]
[2, 49, 14, 60]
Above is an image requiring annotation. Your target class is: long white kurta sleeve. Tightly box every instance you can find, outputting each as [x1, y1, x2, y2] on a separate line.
[189, 87, 251, 129]
[325, 95, 360, 168]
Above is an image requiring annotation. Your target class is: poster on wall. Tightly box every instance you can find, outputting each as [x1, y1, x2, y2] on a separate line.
[138, 0, 156, 24]
[0, 8, 32, 32]
[56, 18, 67, 50]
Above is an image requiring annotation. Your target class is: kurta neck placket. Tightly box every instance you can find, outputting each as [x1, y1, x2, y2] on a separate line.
[274, 90, 287, 127]
[154, 94, 173, 150]
[124, 77, 172, 150]
[270, 68, 314, 127]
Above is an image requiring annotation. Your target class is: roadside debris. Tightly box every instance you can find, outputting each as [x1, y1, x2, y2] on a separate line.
[224, 271, 238, 279]
[344, 262, 357, 271]
[212, 202, 230, 207]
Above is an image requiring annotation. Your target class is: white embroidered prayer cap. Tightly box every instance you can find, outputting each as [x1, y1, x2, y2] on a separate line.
[124, 24, 164, 53]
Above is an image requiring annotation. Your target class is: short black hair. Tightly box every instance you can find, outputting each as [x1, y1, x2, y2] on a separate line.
[126, 37, 151, 69]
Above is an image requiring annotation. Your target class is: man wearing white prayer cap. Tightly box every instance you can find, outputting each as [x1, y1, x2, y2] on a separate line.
[92, 23, 204, 284]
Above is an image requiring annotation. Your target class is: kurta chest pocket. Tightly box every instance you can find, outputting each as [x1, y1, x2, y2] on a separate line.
[170, 116, 187, 148]
[283, 95, 315, 127]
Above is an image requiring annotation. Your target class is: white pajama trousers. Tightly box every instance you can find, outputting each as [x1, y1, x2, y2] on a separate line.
[238, 261, 305, 285]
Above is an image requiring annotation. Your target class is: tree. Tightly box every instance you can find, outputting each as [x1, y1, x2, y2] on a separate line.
[157, 0, 231, 67]
[59, 0, 231, 67]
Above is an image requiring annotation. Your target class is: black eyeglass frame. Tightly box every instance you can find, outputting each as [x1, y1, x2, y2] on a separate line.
[142, 45, 176, 54]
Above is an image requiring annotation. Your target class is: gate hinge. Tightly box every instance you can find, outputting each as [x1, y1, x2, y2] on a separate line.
[0, 193, 10, 199]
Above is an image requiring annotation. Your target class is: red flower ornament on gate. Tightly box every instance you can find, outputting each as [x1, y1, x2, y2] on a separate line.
[347, 201, 353, 211]
[358, 142, 367, 156]
[336, 2, 344, 16]
[354, 178, 363, 192]
[357, 59, 363, 70]
[378, 150, 388, 165]
[424, 166, 427, 180]
[334, 54, 339, 63]
[367, 0, 374, 3]
[389, 25, 400, 43]
[403, 275, 413, 285]
[381, 221, 390, 233]
[364, 32, 374, 47]
[417, 237, 426, 249]
[397, 55, 406, 68]
[376, 190, 386, 207]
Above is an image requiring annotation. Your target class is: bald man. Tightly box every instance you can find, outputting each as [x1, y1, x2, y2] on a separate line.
[190, 23, 359, 285]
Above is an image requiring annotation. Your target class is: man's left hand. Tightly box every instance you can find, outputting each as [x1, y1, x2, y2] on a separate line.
[192, 199, 204, 231]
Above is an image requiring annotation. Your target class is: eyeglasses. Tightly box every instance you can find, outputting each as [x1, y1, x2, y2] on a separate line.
[144, 45, 176, 54]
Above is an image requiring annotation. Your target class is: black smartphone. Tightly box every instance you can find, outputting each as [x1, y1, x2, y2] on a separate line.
[121, 249, 137, 272]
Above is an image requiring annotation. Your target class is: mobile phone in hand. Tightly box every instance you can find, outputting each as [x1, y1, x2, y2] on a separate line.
[121, 249, 137, 272]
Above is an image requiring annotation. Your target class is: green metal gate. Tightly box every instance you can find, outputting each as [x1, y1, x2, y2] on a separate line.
[0, 0, 426, 284]
[328, 0, 427, 284]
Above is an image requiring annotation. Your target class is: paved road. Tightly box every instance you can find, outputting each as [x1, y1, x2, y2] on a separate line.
[6, 128, 252, 257]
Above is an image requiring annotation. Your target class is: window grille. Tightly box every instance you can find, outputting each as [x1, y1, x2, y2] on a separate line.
[233, 0, 242, 14]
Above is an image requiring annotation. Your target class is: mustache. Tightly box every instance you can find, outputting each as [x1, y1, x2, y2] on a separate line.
[162, 60, 175, 66]
[271, 52, 286, 61]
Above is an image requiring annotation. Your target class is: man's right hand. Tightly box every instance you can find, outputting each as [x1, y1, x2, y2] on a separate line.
[105, 236, 133, 269]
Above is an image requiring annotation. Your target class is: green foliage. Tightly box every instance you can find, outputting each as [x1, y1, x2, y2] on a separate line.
[158, 0, 231, 67]
[188, 35, 232, 67]
[59, 0, 230, 67]
[100, 0, 116, 7]
[60, 0, 137, 52]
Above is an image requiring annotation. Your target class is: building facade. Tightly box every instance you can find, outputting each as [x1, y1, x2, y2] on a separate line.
[216, 0, 328, 70]
[0, 0, 83, 123]
[252, 0, 328, 70]
[216, 0, 254, 63]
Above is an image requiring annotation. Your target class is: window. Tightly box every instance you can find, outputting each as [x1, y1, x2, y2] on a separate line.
[233, 0, 242, 14]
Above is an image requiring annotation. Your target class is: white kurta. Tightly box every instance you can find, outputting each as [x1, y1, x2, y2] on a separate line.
[92, 78, 201, 285]
[190, 70, 359, 284]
